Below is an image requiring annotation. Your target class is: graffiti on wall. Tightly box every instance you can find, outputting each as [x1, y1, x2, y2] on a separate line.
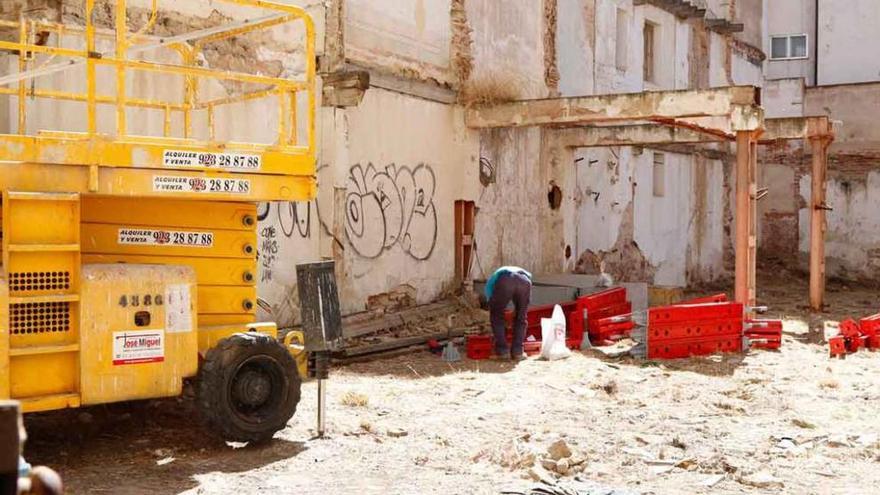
[257, 202, 314, 282]
[345, 163, 437, 260]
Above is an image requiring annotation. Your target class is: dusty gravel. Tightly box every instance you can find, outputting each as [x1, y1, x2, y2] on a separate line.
[23, 274, 880, 495]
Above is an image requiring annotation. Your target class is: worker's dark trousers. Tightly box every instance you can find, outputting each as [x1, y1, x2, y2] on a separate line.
[489, 272, 532, 356]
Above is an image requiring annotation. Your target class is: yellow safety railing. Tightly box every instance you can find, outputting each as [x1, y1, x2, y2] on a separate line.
[0, 0, 316, 167]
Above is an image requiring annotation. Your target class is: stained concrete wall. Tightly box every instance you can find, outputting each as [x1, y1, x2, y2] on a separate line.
[816, 0, 880, 86]
[345, 0, 453, 84]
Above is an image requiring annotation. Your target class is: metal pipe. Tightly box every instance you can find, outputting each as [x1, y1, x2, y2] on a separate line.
[317, 378, 326, 438]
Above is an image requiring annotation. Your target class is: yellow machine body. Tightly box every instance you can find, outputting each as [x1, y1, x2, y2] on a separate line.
[80, 264, 198, 405]
[0, 0, 316, 414]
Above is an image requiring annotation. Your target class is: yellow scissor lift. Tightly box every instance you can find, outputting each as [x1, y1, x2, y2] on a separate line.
[0, 0, 316, 442]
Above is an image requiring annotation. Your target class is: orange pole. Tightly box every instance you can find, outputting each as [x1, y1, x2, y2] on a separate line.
[734, 131, 751, 304]
[809, 137, 830, 310]
[748, 132, 759, 307]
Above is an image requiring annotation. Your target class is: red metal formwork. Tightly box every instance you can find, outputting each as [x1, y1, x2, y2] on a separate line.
[578, 288, 631, 345]
[678, 293, 729, 305]
[649, 301, 745, 326]
[648, 335, 743, 359]
[745, 319, 783, 350]
[646, 301, 746, 359]
[860, 313, 880, 350]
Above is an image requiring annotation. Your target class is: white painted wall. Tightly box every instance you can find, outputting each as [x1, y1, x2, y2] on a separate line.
[798, 172, 880, 279]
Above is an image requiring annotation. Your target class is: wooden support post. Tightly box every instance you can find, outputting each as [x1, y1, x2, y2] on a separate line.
[809, 137, 831, 311]
[734, 131, 758, 306]
[748, 132, 759, 306]
[734, 132, 749, 304]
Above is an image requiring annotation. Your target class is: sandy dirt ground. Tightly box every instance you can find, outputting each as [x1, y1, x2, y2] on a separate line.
[23, 273, 880, 495]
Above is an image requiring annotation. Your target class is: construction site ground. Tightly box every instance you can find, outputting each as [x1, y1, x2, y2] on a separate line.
[23, 269, 880, 495]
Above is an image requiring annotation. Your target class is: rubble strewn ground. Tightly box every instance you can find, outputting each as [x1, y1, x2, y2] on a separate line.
[23, 272, 879, 495]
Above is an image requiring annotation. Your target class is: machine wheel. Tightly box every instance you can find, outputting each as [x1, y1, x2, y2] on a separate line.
[197, 332, 301, 443]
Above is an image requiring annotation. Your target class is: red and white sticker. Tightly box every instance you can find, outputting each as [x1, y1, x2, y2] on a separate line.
[118, 228, 214, 248]
[163, 150, 261, 171]
[112, 330, 164, 365]
[153, 175, 251, 195]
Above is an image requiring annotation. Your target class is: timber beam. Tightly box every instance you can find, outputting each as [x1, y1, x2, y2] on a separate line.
[553, 124, 724, 148]
[465, 86, 762, 129]
[549, 116, 833, 149]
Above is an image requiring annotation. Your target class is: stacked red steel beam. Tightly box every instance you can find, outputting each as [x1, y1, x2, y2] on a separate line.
[644, 293, 783, 359]
[577, 287, 634, 346]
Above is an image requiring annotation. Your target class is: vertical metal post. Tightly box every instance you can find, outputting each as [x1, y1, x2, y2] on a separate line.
[809, 137, 831, 310]
[317, 377, 326, 437]
[17, 19, 26, 134]
[85, 0, 97, 135]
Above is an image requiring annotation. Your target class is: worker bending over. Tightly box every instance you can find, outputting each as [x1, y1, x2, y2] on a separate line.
[484, 266, 533, 360]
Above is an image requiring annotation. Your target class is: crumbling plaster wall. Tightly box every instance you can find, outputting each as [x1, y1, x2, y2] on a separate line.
[567, 147, 724, 286]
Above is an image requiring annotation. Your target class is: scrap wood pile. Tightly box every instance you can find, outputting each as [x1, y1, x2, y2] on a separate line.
[332, 297, 486, 361]
[466, 290, 784, 361]
[827, 312, 880, 358]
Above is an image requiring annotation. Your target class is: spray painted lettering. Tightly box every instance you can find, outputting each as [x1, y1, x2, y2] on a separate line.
[345, 163, 437, 260]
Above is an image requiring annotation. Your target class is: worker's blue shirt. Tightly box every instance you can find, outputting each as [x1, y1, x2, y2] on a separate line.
[484, 266, 532, 300]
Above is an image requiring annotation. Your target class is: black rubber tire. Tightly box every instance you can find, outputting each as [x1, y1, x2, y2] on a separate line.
[197, 332, 301, 443]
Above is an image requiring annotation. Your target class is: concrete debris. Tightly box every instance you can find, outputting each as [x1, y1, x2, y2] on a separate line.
[826, 434, 852, 448]
[547, 439, 573, 461]
[700, 474, 725, 487]
[739, 471, 784, 489]
[387, 428, 409, 438]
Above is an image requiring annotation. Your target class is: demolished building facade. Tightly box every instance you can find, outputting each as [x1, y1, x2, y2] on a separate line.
[3, 1, 870, 328]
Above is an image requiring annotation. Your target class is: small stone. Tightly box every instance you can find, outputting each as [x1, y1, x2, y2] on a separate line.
[741, 471, 784, 489]
[569, 455, 586, 466]
[556, 458, 571, 475]
[541, 458, 558, 471]
[387, 428, 409, 438]
[547, 439, 572, 460]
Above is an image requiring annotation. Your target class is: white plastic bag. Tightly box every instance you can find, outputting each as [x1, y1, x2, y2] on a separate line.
[540, 305, 572, 361]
